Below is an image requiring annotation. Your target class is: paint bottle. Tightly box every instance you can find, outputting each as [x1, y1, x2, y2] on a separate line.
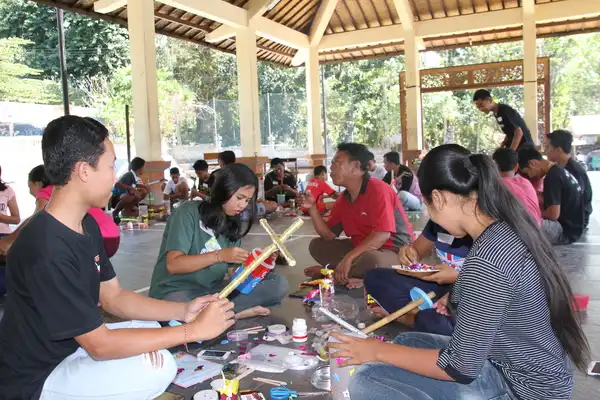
[292, 318, 308, 343]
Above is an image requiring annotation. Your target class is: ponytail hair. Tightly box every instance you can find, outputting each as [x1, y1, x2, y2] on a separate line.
[0, 166, 6, 191]
[28, 165, 51, 188]
[418, 144, 590, 371]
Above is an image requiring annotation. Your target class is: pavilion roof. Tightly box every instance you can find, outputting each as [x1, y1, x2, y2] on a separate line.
[33, 0, 600, 65]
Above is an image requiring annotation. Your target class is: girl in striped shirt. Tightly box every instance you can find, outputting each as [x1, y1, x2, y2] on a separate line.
[330, 144, 589, 400]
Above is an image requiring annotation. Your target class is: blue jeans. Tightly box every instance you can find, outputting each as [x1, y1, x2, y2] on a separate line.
[350, 332, 516, 400]
[399, 191, 423, 211]
[364, 269, 454, 336]
[163, 273, 288, 313]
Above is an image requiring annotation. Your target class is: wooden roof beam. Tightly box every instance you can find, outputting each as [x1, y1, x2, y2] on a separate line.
[205, 0, 271, 43]
[318, 0, 600, 50]
[291, 0, 339, 66]
[157, 0, 248, 29]
[93, 0, 126, 14]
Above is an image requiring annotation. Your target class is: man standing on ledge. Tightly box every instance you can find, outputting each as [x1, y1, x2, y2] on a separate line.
[473, 89, 534, 151]
[303, 143, 413, 289]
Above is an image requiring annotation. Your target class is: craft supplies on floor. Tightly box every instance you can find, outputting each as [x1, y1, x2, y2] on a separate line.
[262, 324, 292, 344]
[269, 387, 329, 399]
[193, 390, 219, 400]
[282, 354, 319, 371]
[172, 351, 223, 388]
[228, 331, 249, 342]
[253, 377, 287, 386]
[329, 333, 362, 400]
[311, 366, 331, 391]
[243, 344, 315, 373]
[292, 318, 308, 343]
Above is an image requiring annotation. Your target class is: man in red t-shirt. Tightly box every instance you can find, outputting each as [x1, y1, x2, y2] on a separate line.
[301, 165, 338, 215]
[302, 143, 414, 288]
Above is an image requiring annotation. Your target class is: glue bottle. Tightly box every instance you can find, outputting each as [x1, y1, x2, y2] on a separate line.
[292, 318, 308, 343]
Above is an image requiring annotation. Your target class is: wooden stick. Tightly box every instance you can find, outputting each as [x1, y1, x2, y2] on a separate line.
[236, 368, 255, 381]
[361, 291, 436, 335]
[218, 218, 303, 299]
[253, 377, 287, 386]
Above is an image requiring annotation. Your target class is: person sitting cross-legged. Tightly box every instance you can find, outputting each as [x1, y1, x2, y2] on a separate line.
[383, 151, 423, 211]
[163, 167, 189, 206]
[545, 129, 593, 228]
[332, 144, 589, 400]
[0, 116, 236, 400]
[304, 143, 413, 288]
[364, 219, 472, 336]
[264, 158, 298, 204]
[191, 159, 213, 200]
[149, 163, 288, 317]
[492, 147, 541, 225]
[110, 156, 149, 223]
[518, 146, 584, 245]
[300, 165, 338, 215]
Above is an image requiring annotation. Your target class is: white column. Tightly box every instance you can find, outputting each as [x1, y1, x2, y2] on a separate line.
[305, 47, 324, 154]
[236, 29, 262, 156]
[127, 0, 161, 160]
[404, 31, 423, 151]
[523, 0, 539, 145]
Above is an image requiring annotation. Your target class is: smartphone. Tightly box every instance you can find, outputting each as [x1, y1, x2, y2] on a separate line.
[198, 349, 232, 361]
[587, 361, 600, 376]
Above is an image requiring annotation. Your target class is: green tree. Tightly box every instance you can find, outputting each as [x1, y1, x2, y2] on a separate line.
[0, 37, 60, 103]
[0, 0, 130, 81]
[79, 66, 200, 146]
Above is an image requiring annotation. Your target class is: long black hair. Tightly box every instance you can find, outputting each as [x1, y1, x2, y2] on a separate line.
[28, 165, 51, 188]
[0, 166, 6, 191]
[418, 144, 589, 371]
[199, 163, 258, 242]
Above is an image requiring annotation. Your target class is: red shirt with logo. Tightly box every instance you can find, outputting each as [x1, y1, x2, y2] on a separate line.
[327, 176, 413, 249]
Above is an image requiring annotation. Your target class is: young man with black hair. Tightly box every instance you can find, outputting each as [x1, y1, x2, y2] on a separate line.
[0, 116, 235, 399]
[492, 148, 541, 225]
[518, 146, 584, 245]
[473, 89, 534, 151]
[382, 151, 423, 211]
[264, 157, 298, 203]
[218, 150, 236, 168]
[191, 159, 212, 199]
[302, 143, 413, 288]
[163, 167, 189, 205]
[545, 129, 593, 227]
[110, 156, 149, 223]
[367, 151, 386, 180]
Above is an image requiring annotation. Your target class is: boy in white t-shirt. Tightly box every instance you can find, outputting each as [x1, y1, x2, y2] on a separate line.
[163, 167, 189, 205]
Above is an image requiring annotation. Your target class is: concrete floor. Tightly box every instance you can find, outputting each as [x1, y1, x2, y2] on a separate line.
[2, 196, 600, 398]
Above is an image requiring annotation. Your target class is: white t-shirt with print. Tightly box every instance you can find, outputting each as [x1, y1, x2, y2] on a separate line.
[0, 186, 16, 234]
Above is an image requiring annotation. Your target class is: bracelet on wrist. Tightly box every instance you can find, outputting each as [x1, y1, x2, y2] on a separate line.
[215, 250, 221, 263]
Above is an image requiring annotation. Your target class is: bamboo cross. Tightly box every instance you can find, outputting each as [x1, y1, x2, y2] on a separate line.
[219, 217, 304, 298]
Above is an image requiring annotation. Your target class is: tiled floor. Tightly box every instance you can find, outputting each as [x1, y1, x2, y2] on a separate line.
[3, 177, 600, 398]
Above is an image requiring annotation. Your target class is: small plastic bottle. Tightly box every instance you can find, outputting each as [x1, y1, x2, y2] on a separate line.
[292, 318, 308, 343]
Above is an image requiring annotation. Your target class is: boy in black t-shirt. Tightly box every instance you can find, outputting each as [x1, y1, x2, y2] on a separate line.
[473, 89, 534, 151]
[0, 116, 235, 400]
[545, 129, 593, 227]
[518, 147, 584, 245]
[264, 157, 298, 203]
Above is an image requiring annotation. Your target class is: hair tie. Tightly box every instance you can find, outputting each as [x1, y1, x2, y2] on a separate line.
[463, 156, 478, 176]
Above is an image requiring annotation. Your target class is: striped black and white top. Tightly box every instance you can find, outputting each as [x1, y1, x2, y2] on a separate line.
[437, 221, 573, 400]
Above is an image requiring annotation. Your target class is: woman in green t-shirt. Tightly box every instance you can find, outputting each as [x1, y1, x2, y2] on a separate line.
[149, 163, 288, 319]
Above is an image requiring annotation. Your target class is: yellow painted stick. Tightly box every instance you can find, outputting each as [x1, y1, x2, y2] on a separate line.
[218, 218, 304, 299]
[361, 291, 436, 335]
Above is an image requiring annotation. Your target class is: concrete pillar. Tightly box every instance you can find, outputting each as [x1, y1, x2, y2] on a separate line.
[523, 0, 539, 145]
[127, 0, 161, 160]
[236, 29, 262, 156]
[306, 47, 325, 157]
[403, 31, 423, 154]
